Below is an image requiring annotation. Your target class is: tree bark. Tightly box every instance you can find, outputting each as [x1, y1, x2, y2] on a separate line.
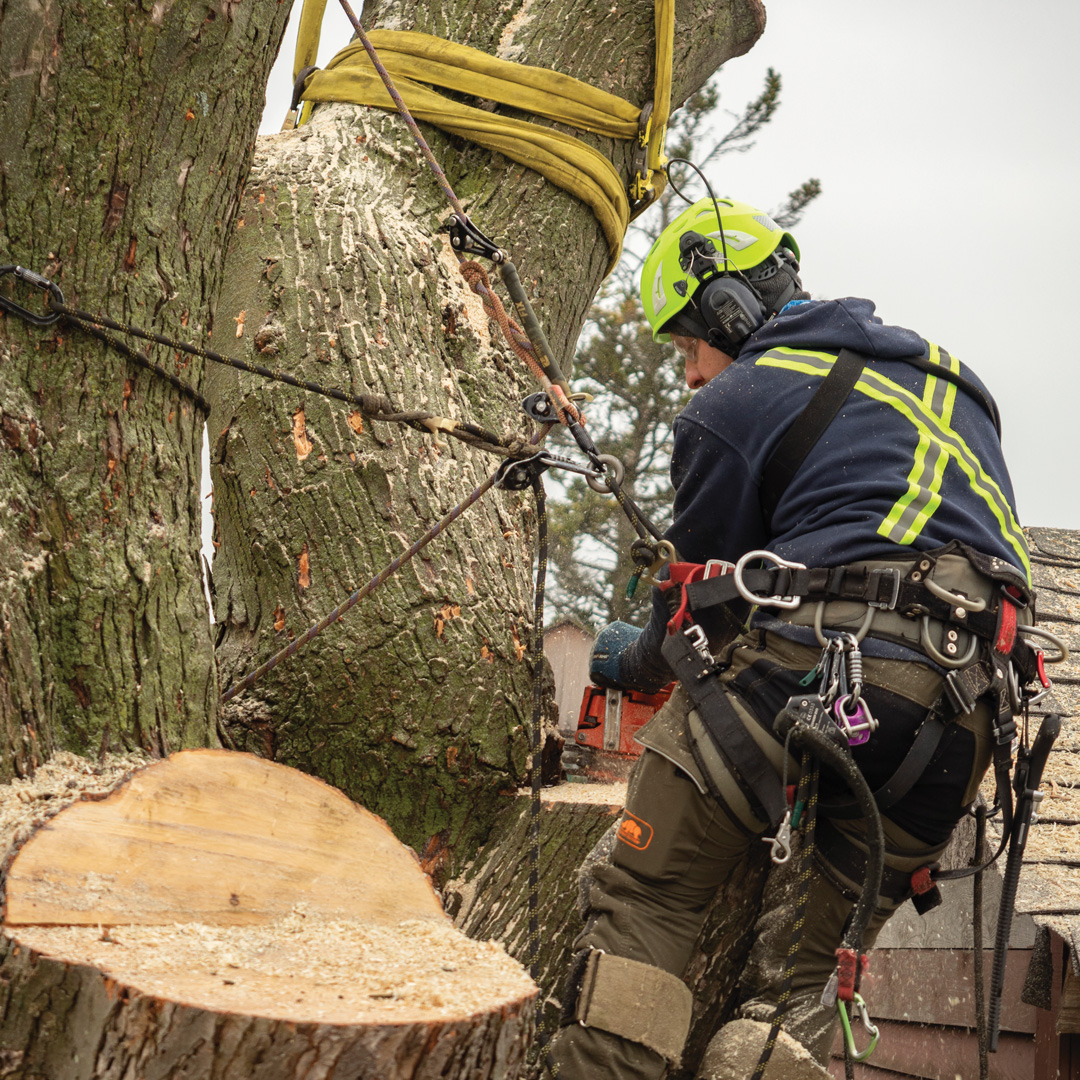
[210, 0, 766, 868]
[0, 749, 536, 1079]
[0, 0, 293, 774]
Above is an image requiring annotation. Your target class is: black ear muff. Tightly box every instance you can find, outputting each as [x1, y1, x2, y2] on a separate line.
[698, 275, 767, 356]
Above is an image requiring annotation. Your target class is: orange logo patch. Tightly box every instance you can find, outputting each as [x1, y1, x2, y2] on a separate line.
[616, 810, 653, 851]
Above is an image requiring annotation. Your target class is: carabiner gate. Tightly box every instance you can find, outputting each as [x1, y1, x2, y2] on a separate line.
[837, 992, 880, 1063]
[0, 266, 65, 327]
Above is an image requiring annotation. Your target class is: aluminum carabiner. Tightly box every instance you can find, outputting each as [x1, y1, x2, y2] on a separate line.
[837, 992, 880, 1062]
[0, 265, 65, 327]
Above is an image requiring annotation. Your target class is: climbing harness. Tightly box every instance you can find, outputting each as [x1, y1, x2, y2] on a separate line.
[654, 530, 1065, 1074]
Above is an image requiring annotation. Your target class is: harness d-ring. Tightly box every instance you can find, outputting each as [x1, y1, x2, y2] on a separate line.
[1017, 623, 1070, 664]
[812, 601, 876, 647]
[733, 549, 806, 611]
[920, 616, 978, 669]
[923, 577, 988, 613]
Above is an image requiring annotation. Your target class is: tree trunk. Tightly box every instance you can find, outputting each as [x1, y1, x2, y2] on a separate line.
[0, 749, 536, 1079]
[0, 0, 293, 774]
[210, 0, 766, 869]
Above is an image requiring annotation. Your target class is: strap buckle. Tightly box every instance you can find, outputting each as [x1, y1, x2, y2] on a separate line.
[866, 567, 901, 610]
[733, 549, 806, 611]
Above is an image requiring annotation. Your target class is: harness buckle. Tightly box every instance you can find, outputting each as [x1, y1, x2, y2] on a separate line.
[733, 549, 806, 611]
[944, 668, 978, 716]
[866, 567, 901, 610]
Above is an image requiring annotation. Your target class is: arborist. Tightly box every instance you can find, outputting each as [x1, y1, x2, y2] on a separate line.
[545, 195, 1039, 1078]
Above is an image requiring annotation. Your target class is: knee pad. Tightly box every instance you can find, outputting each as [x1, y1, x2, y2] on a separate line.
[697, 1019, 831, 1080]
[560, 949, 693, 1065]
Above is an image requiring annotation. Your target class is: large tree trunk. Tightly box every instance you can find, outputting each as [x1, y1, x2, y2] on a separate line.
[0, 749, 535, 1079]
[210, 0, 766, 869]
[0, 0, 292, 773]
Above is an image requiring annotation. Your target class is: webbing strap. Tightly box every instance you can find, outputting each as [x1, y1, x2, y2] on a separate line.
[289, 2, 675, 273]
[662, 628, 788, 827]
[759, 347, 865, 527]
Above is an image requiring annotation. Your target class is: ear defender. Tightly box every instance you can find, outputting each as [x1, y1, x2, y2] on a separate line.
[698, 275, 767, 356]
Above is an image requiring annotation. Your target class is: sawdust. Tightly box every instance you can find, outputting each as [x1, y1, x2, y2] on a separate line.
[537, 781, 626, 806]
[8, 909, 535, 1024]
[0, 751, 149, 863]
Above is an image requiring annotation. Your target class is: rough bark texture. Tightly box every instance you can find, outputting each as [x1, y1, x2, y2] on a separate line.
[0, 0, 292, 774]
[446, 788, 625, 1036]
[0, 936, 534, 1080]
[444, 785, 770, 1078]
[210, 0, 766, 869]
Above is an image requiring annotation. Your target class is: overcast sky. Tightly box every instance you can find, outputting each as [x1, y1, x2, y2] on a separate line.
[258, 0, 1080, 531]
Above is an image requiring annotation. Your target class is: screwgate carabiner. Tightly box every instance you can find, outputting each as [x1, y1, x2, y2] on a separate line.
[0, 266, 65, 327]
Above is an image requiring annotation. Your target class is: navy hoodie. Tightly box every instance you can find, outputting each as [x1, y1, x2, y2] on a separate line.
[623, 297, 1028, 690]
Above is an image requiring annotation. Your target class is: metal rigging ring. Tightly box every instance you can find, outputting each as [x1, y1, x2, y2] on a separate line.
[586, 454, 626, 494]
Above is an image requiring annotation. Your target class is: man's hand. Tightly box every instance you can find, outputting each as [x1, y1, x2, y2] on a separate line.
[590, 622, 644, 690]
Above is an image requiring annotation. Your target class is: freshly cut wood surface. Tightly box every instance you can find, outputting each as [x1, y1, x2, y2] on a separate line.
[9, 913, 534, 1025]
[0, 751, 536, 1079]
[4, 748, 445, 927]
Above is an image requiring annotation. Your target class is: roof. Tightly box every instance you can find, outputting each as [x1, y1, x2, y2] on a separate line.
[1010, 527, 1080, 969]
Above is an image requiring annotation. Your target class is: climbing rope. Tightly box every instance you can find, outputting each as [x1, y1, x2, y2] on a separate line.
[753, 748, 820, 1078]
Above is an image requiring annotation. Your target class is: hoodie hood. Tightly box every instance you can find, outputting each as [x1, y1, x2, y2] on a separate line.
[741, 297, 928, 363]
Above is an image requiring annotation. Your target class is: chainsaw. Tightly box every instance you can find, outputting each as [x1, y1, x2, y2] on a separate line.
[564, 682, 674, 782]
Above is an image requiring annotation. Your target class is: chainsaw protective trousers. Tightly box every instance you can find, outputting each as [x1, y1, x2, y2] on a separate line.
[544, 630, 992, 1080]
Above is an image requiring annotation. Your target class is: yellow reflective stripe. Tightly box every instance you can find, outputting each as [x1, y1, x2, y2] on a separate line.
[758, 349, 1031, 580]
[880, 342, 957, 545]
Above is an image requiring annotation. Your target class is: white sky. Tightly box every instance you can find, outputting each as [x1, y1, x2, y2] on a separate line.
[257, 0, 1080, 530]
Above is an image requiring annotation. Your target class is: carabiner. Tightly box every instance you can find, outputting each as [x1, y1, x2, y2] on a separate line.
[763, 809, 793, 865]
[733, 549, 807, 611]
[837, 992, 879, 1062]
[0, 265, 65, 327]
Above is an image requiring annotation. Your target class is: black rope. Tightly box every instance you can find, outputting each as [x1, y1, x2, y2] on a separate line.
[753, 747, 820, 1078]
[973, 802, 989, 1080]
[528, 475, 547, 984]
[55, 300, 529, 459]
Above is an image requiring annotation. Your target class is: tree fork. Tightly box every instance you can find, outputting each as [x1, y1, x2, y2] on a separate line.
[209, 0, 766, 870]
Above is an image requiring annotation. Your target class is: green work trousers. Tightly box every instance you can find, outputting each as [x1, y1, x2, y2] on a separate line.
[545, 630, 993, 1080]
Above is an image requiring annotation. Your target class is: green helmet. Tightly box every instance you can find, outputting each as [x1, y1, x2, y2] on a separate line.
[641, 197, 800, 343]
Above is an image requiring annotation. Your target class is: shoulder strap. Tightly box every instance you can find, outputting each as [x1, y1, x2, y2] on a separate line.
[759, 347, 865, 528]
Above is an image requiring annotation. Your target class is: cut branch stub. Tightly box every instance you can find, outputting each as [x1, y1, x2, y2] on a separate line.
[0, 750, 536, 1080]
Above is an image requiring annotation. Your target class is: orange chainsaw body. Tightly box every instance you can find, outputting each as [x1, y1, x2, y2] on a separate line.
[570, 683, 675, 781]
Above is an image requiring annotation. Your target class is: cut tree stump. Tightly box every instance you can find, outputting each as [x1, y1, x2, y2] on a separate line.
[446, 780, 770, 1079]
[0, 750, 535, 1080]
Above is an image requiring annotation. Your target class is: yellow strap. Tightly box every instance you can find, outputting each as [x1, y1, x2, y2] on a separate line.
[289, 8, 674, 273]
[293, 0, 328, 80]
[632, 0, 674, 204]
